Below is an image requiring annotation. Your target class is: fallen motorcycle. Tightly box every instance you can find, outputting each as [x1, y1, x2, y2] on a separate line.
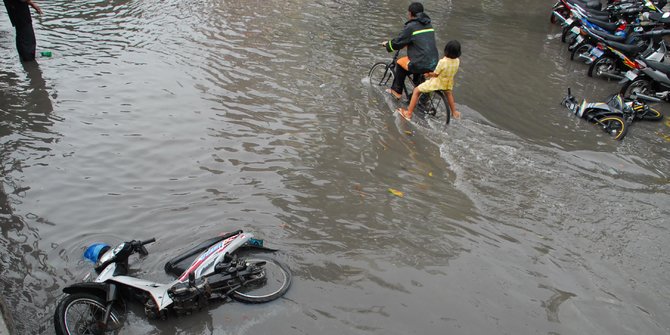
[561, 88, 664, 140]
[53, 229, 291, 334]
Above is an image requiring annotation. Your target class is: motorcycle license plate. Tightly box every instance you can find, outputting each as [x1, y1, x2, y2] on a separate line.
[575, 35, 584, 44]
[566, 18, 574, 25]
[570, 26, 580, 34]
[590, 48, 604, 58]
[625, 71, 637, 81]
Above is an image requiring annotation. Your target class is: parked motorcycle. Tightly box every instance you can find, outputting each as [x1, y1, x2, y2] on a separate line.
[53, 229, 291, 334]
[586, 31, 670, 79]
[620, 58, 670, 100]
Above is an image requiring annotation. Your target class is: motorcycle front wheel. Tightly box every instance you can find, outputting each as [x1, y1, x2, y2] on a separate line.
[54, 293, 123, 335]
[595, 115, 628, 140]
[231, 256, 291, 303]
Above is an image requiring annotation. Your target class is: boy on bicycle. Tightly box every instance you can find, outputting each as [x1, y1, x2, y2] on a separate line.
[397, 40, 461, 121]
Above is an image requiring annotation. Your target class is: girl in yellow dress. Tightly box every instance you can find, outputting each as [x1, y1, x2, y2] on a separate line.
[397, 40, 461, 120]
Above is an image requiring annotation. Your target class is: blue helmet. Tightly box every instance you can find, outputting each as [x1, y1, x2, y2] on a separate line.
[84, 243, 110, 263]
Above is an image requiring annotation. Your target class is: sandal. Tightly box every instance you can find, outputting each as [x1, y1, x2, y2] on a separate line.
[396, 108, 411, 121]
[386, 88, 402, 100]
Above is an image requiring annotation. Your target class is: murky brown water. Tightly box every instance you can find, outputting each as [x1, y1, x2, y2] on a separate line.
[2, 0, 669, 334]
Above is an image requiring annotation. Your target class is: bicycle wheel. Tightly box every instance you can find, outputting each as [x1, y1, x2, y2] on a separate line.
[368, 62, 394, 89]
[231, 256, 291, 303]
[595, 115, 628, 140]
[417, 90, 451, 125]
[54, 293, 123, 335]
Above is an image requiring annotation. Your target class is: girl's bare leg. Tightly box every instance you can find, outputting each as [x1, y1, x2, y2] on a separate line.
[445, 90, 460, 119]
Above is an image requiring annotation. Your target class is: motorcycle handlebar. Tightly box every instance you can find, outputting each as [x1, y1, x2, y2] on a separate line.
[141, 238, 156, 245]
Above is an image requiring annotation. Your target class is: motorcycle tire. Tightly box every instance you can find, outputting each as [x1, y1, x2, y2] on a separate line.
[231, 255, 291, 303]
[588, 55, 616, 79]
[551, 5, 568, 25]
[561, 26, 573, 43]
[595, 115, 628, 140]
[54, 293, 123, 335]
[570, 43, 592, 62]
[621, 77, 654, 99]
[633, 105, 664, 121]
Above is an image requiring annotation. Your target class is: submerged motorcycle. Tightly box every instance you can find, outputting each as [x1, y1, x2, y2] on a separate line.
[561, 88, 664, 140]
[53, 229, 291, 334]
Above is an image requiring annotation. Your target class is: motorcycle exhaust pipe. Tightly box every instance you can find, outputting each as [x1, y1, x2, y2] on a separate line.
[600, 72, 624, 80]
[577, 54, 592, 63]
[635, 93, 662, 102]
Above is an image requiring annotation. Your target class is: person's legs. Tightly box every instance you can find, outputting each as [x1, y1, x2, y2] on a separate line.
[390, 56, 411, 98]
[396, 86, 421, 120]
[4, 0, 36, 61]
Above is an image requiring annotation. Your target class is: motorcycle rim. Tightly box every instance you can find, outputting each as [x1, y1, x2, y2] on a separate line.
[55, 293, 123, 335]
[231, 256, 291, 303]
[596, 115, 627, 140]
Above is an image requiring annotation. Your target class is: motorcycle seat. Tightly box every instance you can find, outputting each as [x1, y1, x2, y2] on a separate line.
[645, 60, 670, 74]
[649, 12, 670, 24]
[589, 28, 627, 42]
[582, 7, 611, 19]
[606, 40, 645, 56]
[569, 0, 602, 10]
[163, 230, 243, 278]
[588, 18, 622, 32]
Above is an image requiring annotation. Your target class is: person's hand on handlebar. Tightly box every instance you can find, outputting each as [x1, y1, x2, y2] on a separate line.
[381, 41, 389, 48]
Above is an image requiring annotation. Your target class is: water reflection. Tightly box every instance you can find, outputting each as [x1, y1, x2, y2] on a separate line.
[0, 61, 58, 334]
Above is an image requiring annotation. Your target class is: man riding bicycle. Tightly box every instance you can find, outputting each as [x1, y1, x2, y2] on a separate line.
[382, 2, 439, 100]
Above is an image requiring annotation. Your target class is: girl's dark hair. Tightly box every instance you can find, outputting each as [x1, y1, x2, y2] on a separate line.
[444, 40, 461, 58]
[408, 2, 424, 16]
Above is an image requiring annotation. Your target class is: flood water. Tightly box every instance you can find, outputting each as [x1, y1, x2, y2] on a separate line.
[2, 0, 669, 334]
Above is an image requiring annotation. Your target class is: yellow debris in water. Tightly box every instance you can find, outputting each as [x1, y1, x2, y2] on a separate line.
[388, 188, 404, 197]
[428, 172, 433, 177]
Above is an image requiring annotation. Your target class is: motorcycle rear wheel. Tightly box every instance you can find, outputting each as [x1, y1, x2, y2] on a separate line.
[588, 55, 616, 79]
[231, 256, 291, 303]
[633, 105, 664, 121]
[54, 293, 123, 335]
[570, 43, 592, 62]
[621, 78, 654, 99]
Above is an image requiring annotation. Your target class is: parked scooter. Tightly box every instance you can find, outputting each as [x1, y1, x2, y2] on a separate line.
[53, 230, 291, 334]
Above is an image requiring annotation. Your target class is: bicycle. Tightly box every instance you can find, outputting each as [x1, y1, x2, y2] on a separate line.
[368, 50, 451, 125]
